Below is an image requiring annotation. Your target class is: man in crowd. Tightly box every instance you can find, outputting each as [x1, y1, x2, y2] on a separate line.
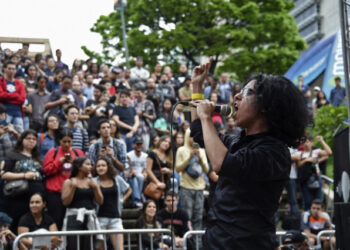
[55, 49, 69, 75]
[130, 57, 149, 87]
[157, 73, 176, 103]
[178, 77, 192, 121]
[64, 104, 89, 153]
[158, 191, 193, 249]
[89, 119, 127, 172]
[83, 74, 94, 100]
[204, 75, 219, 100]
[218, 72, 233, 104]
[145, 78, 163, 114]
[301, 199, 335, 249]
[225, 117, 241, 137]
[112, 89, 139, 152]
[330, 76, 346, 106]
[132, 85, 156, 150]
[47, 68, 64, 92]
[176, 129, 209, 232]
[280, 230, 309, 250]
[0, 61, 26, 131]
[175, 63, 190, 89]
[27, 76, 50, 132]
[126, 137, 147, 208]
[45, 75, 78, 121]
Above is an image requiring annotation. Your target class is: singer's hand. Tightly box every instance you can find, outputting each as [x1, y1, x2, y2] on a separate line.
[191, 57, 213, 90]
[196, 100, 215, 120]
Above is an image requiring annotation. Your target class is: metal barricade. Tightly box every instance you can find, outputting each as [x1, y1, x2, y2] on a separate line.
[182, 230, 205, 250]
[316, 230, 335, 250]
[320, 175, 334, 213]
[276, 231, 310, 246]
[13, 228, 171, 250]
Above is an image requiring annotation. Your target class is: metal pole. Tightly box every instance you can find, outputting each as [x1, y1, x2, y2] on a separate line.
[115, 0, 130, 68]
[339, 0, 350, 163]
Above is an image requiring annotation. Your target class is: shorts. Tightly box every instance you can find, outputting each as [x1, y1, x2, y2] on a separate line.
[98, 217, 123, 230]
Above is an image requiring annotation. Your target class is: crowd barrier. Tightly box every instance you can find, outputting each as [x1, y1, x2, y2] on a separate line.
[316, 230, 336, 250]
[13, 228, 171, 250]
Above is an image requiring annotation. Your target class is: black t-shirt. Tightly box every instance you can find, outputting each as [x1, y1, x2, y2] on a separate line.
[157, 208, 190, 237]
[18, 212, 55, 231]
[98, 182, 119, 218]
[69, 187, 95, 210]
[86, 99, 108, 136]
[112, 105, 136, 134]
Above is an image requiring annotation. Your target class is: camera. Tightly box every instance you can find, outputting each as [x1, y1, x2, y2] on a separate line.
[64, 153, 71, 160]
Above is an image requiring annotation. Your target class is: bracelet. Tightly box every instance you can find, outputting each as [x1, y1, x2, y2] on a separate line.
[191, 93, 204, 100]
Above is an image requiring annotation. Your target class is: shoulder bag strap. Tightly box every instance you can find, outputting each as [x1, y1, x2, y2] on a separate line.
[154, 152, 164, 183]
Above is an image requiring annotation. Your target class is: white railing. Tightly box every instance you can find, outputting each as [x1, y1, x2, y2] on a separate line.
[316, 230, 335, 250]
[13, 228, 171, 250]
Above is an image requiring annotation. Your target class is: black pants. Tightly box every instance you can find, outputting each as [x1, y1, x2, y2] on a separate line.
[46, 191, 66, 230]
[66, 215, 93, 250]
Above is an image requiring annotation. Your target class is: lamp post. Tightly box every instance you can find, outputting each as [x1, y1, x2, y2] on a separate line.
[114, 0, 130, 68]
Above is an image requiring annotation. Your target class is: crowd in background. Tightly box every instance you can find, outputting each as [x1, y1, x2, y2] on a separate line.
[0, 43, 346, 249]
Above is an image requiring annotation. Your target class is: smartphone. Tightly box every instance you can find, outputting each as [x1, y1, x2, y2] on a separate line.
[0, 120, 8, 126]
[64, 153, 71, 160]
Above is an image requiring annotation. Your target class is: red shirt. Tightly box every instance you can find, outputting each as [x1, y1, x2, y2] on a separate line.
[43, 146, 84, 193]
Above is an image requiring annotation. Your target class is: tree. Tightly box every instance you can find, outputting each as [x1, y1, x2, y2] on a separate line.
[83, 0, 306, 80]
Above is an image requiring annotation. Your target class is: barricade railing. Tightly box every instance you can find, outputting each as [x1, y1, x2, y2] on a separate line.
[276, 231, 310, 246]
[316, 230, 335, 250]
[320, 175, 334, 213]
[13, 228, 171, 250]
[182, 230, 205, 250]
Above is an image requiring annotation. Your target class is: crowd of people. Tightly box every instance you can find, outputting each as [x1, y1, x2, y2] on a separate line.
[0, 43, 345, 249]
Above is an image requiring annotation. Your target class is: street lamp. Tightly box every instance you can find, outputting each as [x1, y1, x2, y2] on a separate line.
[114, 0, 130, 68]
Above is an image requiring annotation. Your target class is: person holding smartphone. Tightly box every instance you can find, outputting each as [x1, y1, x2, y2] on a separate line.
[175, 129, 209, 233]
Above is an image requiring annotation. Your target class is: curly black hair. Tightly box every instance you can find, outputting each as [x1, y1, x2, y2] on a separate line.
[246, 73, 308, 148]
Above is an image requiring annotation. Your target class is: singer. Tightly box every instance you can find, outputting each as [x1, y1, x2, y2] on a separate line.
[190, 59, 308, 249]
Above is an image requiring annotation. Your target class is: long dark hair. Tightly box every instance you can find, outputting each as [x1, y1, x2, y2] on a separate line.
[70, 156, 89, 178]
[93, 156, 117, 178]
[57, 128, 74, 146]
[42, 113, 61, 136]
[140, 199, 159, 230]
[155, 135, 173, 168]
[246, 73, 308, 147]
[14, 129, 41, 162]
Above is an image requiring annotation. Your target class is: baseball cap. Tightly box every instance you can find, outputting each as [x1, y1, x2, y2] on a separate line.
[134, 136, 143, 144]
[282, 230, 306, 244]
[0, 212, 12, 225]
[314, 86, 321, 91]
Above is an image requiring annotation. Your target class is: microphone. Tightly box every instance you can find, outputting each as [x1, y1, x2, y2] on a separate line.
[178, 101, 233, 117]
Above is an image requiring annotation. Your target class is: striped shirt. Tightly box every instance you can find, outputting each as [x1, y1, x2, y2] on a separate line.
[64, 126, 89, 153]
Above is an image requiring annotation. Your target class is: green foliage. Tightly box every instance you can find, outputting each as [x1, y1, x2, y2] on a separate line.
[83, 0, 307, 80]
[312, 105, 348, 149]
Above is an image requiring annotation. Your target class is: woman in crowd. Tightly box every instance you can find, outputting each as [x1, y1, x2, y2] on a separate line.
[314, 91, 329, 112]
[136, 200, 169, 250]
[209, 91, 223, 124]
[25, 63, 38, 90]
[2, 130, 44, 232]
[145, 135, 173, 205]
[18, 193, 60, 249]
[110, 118, 122, 140]
[43, 128, 84, 229]
[154, 98, 177, 136]
[38, 113, 61, 161]
[89, 62, 101, 79]
[0, 211, 20, 250]
[71, 59, 83, 76]
[147, 135, 160, 153]
[94, 156, 131, 250]
[61, 157, 103, 250]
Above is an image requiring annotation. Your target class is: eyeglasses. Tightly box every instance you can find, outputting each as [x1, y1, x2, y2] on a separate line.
[24, 137, 37, 141]
[239, 88, 255, 99]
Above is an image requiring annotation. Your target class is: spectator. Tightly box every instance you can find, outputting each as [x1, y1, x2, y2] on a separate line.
[132, 85, 156, 150]
[0, 212, 18, 250]
[330, 76, 346, 106]
[37, 114, 60, 161]
[44, 57, 56, 80]
[204, 75, 219, 100]
[154, 98, 177, 136]
[145, 78, 163, 114]
[0, 61, 26, 131]
[225, 117, 241, 137]
[209, 92, 223, 124]
[174, 130, 185, 152]
[112, 89, 139, 152]
[85, 84, 107, 137]
[64, 104, 89, 153]
[61, 157, 103, 250]
[94, 156, 131, 250]
[55, 49, 69, 75]
[46, 68, 64, 92]
[175, 63, 190, 89]
[157, 191, 192, 249]
[126, 137, 148, 208]
[136, 200, 169, 250]
[83, 74, 94, 100]
[99, 64, 109, 78]
[18, 193, 60, 249]
[43, 128, 84, 229]
[37, 58, 47, 77]
[89, 62, 101, 79]
[88, 119, 127, 172]
[178, 77, 192, 122]
[157, 73, 176, 103]
[285, 148, 301, 217]
[151, 62, 162, 83]
[0, 104, 21, 163]
[2, 130, 45, 232]
[300, 199, 335, 249]
[70, 59, 83, 76]
[27, 75, 50, 132]
[296, 136, 332, 210]
[312, 86, 321, 115]
[176, 129, 209, 231]
[130, 57, 150, 87]
[45, 75, 78, 122]
[280, 230, 309, 250]
[109, 118, 122, 140]
[218, 73, 234, 104]
[314, 90, 329, 112]
[145, 135, 173, 203]
[25, 63, 38, 90]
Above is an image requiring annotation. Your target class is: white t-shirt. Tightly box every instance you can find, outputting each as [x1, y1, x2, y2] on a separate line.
[295, 148, 321, 175]
[127, 150, 147, 175]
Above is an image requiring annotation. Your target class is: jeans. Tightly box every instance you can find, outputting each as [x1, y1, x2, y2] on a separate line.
[300, 177, 323, 210]
[128, 174, 144, 205]
[285, 179, 299, 216]
[179, 188, 204, 230]
[6, 115, 23, 132]
[122, 134, 135, 152]
[23, 116, 30, 130]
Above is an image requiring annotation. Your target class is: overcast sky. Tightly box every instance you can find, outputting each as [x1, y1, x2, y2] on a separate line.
[1, 0, 114, 66]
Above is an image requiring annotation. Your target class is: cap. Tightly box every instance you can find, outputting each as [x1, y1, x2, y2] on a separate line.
[0, 212, 12, 225]
[282, 230, 306, 244]
[314, 86, 321, 91]
[134, 136, 143, 144]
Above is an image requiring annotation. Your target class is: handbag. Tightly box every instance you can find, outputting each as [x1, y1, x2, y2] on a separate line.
[144, 153, 165, 201]
[186, 156, 203, 179]
[307, 174, 320, 189]
[3, 179, 29, 197]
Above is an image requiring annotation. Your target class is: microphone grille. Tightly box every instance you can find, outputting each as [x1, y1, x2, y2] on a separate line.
[220, 105, 233, 117]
